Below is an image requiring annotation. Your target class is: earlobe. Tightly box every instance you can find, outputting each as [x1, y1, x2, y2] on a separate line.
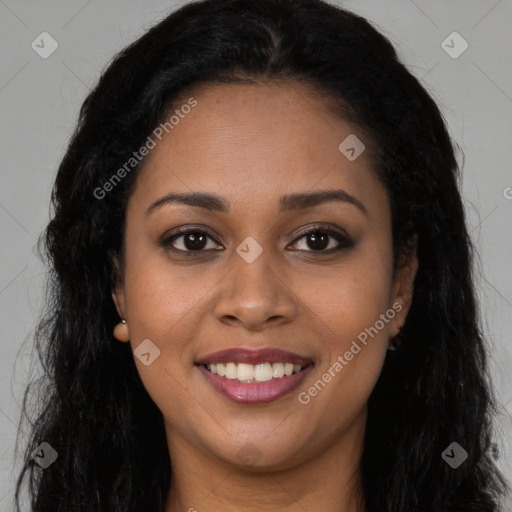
[109, 251, 129, 342]
[111, 284, 130, 342]
[388, 324, 403, 350]
[391, 236, 419, 337]
[113, 319, 130, 343]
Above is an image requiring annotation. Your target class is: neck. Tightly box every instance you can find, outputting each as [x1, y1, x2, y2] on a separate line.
[164, 412, 366, 512]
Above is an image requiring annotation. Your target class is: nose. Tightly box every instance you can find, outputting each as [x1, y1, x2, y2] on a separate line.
[213, 250, 298, 331]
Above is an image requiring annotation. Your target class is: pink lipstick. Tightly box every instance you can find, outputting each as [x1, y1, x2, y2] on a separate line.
[196, 348, 314, 405]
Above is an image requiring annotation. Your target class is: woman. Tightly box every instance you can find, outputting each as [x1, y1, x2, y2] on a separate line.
[15, 0, 509, 510]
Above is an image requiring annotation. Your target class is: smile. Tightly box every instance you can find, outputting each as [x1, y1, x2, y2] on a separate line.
[205, 361, 306, 382]
[195, 348, 314, 404]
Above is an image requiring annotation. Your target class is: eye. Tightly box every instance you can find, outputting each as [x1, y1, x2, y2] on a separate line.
[160, 224, 353, 255]
[161, 227, 223, 253]
[288, 226, 353, 252]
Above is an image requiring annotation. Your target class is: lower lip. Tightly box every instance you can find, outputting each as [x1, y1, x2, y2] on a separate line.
[197, 364, 314, 405]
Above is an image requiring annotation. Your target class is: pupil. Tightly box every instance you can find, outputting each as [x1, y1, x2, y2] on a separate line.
[308, 232, 328, 250]
[185, 233, 206, 250]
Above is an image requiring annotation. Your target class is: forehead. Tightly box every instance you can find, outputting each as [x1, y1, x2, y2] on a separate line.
[129, 81, 387, 218]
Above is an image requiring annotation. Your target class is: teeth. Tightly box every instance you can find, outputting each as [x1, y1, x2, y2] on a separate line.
[272, 362, 285, 378]
[254, 363, 273, 382]
[216, 363, 225, 377]
[225, 362, 237, 379]
[237, 363, 255, 381]
[205, 362, 306, 382]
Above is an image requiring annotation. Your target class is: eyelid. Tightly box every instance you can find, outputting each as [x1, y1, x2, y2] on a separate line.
[291, 223, 349, 240]
[288, 223, 352, 251]
[160, 225, 224, 251]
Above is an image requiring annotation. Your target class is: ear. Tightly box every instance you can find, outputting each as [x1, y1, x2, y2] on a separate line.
[109, 250, 126, 320]
[390, 235, 418, 338]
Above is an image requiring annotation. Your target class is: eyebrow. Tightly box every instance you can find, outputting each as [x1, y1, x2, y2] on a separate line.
[280, 189, 367, 215]
[145, 188, 367, 217]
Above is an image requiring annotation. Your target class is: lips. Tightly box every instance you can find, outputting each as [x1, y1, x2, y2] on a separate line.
[195, 347, 314, 404]
[196, 347, 313, 366]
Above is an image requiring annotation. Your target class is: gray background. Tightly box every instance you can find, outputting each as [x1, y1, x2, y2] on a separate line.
[1, 0, 511, 509]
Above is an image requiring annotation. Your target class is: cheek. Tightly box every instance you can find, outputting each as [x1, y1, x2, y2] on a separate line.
[295, 238, 393, 415]
[123, 260, 209, 428]
[124, 235, 209, 331]
[302, 238, 394, 345]
[122, 243, 230, 404]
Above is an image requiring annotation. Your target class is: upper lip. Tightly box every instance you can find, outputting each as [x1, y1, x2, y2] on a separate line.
[196, 348, 313, 366]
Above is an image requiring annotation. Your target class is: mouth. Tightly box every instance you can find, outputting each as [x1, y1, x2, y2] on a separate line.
[201, 361, 312, 382]
[195, 348, 314, 404]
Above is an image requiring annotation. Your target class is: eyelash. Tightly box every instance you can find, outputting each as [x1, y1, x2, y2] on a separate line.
[160, 224, 353, 256]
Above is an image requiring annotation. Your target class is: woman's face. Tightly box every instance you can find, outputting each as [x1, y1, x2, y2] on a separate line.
[113, 81, 417, 470]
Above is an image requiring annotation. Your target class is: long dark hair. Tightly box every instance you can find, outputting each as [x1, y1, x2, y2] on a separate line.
[15, 0, 508, 510]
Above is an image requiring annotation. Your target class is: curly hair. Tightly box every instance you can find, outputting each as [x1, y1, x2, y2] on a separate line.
[15, 0, 508, 510]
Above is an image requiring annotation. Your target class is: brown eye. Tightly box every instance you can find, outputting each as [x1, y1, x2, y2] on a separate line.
[161, 228, 223, 253]
[289, 227, 353, 253]
[182, 232, 207, 250]
[304, 232, 330, 251]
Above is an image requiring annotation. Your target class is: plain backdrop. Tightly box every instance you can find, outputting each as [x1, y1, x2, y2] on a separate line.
[1, 0, 511, 510]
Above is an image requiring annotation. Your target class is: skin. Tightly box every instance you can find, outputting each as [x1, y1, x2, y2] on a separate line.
[112, 81, 418, 512]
